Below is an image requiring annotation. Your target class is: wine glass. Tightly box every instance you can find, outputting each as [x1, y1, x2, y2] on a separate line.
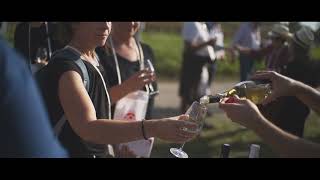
[170, 101, 207, 158]
[35, 47, 48, 64]
[145, 59, 159, 96]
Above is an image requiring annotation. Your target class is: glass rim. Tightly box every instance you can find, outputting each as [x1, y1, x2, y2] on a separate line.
[192, 101, 207, 109]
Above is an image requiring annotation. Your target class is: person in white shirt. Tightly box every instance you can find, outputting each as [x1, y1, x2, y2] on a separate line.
[179, 22, 216, 121]
[232, 22, 261, 81]
[206, 22, 226, 91]
[208, 22, 225, 60]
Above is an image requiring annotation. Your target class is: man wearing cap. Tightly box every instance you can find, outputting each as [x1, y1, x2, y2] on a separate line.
[219, 71, 320, 157]
[249, 24, 292, 72]
[259, 26, 320, 138]
[232, 22, 261, 81]
[284, 26, 318, 87]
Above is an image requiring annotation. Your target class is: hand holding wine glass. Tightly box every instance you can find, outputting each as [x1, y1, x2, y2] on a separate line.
[170, 101, 207, 158]
[145, 59, 159, 96]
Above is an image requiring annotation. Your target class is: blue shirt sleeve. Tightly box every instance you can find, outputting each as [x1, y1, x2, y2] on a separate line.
[232, 23, 246, 46]
[0, 38, 68, 158]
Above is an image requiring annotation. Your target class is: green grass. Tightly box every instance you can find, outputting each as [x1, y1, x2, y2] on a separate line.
[151, 109, 320, 158]
[311, 47, 320, 59]
[5, 24, 319, 79]
[3, 23, 16, 47]
[143, 30, 320, 157]
[141, 31, 183, 79]
[141, 31, 242, 80]
[142, 31, 269, 80]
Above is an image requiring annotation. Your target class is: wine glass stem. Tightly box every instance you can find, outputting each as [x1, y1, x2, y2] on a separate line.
[180, 143, 185, 150]
[149, 84, 154, 92]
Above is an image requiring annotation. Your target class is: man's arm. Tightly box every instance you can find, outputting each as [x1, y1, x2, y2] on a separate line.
[184, 40, 215, 53]
[253, 71, 320, 114]
[182, 22, 215, 53]
[294, 81, 320, 114]
[219, 98, 320, 158]
[253, 113, 320, 158]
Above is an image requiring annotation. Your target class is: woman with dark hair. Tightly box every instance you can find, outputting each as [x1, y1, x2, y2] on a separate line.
[96, 22, 158, 120]
[40, 22, 198, 158]
[14, 22, 62, 73]
[95, 22, 160, 157]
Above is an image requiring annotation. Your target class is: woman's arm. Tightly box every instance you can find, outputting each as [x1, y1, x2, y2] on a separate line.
[219, 98, 320, 158]
[58, 71, 197, 145]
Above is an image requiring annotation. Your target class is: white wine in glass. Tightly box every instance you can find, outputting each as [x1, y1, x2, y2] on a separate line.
[170, 101, 207, 158]
[146, 59, 159, 96]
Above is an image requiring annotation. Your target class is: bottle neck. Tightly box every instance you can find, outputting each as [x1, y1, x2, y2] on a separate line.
[249, 144, 260, 158]
[220, 144, 230, 158]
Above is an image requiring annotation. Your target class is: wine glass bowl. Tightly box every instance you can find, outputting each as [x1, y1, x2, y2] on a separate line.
[169, 101, 207, 158]
[145, 59, 159, 96]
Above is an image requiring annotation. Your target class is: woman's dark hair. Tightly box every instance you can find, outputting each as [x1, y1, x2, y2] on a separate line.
[55, 22, 75, 47]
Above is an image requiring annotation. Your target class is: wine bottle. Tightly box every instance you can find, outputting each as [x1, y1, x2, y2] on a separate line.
[220, 144, 231, 158]
[248, 144, 260, 158]
[200, 80, 271, 105]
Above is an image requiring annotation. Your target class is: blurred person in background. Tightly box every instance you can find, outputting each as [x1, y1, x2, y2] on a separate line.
[0, 31, 67, 158]
[232, 22, 261, 81]
[219, 71, 320, 158]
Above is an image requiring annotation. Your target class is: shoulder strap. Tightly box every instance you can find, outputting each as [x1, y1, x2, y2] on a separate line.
[44, 22, 53, 60]
[53, 46, 90, 92]
[74, 59, 90, 92]
[135, 37, 145, 70]
[135, 38, 149, 94]
[108, 36, 122, 85]
[52, 46, 90, 137]
[109, 36, 149, 93]
[53, 115, 67, 137]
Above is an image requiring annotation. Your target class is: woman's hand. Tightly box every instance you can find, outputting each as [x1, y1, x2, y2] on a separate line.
[122, 69, 155, 92]
[145, 115, 199, 144]
[219, 96, 265, 130]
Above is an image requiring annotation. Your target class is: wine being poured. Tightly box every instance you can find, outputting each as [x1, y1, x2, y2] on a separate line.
[200, 80, 272, 105]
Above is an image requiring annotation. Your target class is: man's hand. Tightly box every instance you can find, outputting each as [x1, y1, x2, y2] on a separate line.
[219, 96, 265, 130]
[252, 71, 298, 105]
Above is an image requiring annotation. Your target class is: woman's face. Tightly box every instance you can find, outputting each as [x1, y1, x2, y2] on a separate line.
[111, 22, 140, 39]
[73, 22, 112, 47]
